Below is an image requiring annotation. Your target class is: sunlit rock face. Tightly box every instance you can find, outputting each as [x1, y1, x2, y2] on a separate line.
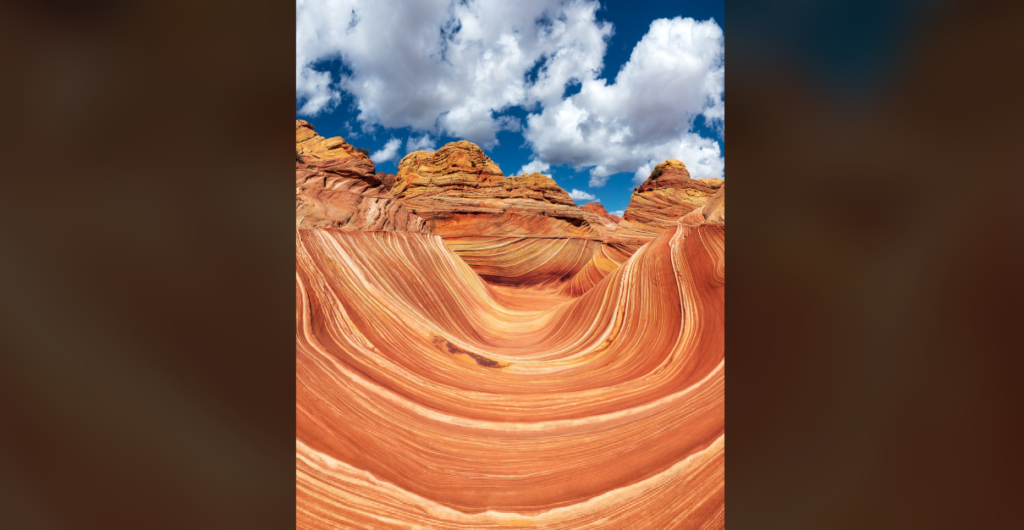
[296, 119, 373, 164]
[616, 159, 723, 242]
[683, 182, 726, 226]
[390, 141, 615, 286]
[391, 142, 608, 239]
[295, 122, 724, 528]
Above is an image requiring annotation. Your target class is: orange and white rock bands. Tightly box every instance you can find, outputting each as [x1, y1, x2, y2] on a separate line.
[295, 120, 725, 529]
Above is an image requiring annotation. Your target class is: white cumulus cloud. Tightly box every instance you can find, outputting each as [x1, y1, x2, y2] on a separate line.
[609, 210, 624, 217]
[297, 4, 724, 185]
[629, 134, 724, 185]
[518, 159, 551, 176]
[296, 0, 612, 148]
[406, 134, 436, 153]
[568, 189, 598, 203]
[522, 17, 725, 187]
[370, 138, 402, 163]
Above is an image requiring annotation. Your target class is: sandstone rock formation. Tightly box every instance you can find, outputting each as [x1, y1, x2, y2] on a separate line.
[296, 119, 373, 164]
[683, 181, 726, 226]
[615, 159, 723, 242]
[562, 159, 724, 292]
[296, 216, 725, 530]
[295, 120, 725, 528]
[389, 141, 615, 286]
[391, 142, 608, 239]
[296, 121, 429, 233]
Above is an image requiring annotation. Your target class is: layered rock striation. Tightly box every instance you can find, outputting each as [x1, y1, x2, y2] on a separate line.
[683, 181, 726, 226]
[296, 119, 373, 164]
[615, 159, 723, 243]
[296, 121, 429, 233]
[391, 142, 609, 239]
[296, 213, 725, 529]
[389, 141, 615, 286]
[294, 119, 726, 529]
[565, 160, 725, 292]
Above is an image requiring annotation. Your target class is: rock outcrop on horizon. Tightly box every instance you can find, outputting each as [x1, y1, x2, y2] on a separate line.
[296, 119, 374, 165]
[391, 142, 609, 239]
[615, 159, 723, 243]
[296, 121, 429, 232]
[388, 141, 619, 286]
[294, 120, 725, 529]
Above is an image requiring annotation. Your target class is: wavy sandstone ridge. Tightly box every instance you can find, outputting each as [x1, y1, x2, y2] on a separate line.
[296, 209, 724, 528]
[294, 120, 725, 528]
[390, 141, 615, 286]
[568, 167, 723, 294]
[615, 159, 723, 243]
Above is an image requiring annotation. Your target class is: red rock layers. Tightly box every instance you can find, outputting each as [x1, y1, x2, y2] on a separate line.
[296, 119, 373, 163]
[296, 215, 725, 530]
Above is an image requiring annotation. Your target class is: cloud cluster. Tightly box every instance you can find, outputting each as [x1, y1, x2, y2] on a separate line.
[523, 17, 724, 186]
[627, 133, 724, 185]
[296, 0, 611, 148]
[370, 138, 402, 163]
[517, 159, 551, 176]
[297, 2, 723, 185]
[568, 189, 598, 203]
[406, 134, 436, 153]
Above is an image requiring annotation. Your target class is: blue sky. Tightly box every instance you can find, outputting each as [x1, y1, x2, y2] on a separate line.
[297, 0, 724, 216]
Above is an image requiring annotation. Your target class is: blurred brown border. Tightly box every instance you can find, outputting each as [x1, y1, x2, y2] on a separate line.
[726, 0, 1024, 528]
[0, 2, 296, 528]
